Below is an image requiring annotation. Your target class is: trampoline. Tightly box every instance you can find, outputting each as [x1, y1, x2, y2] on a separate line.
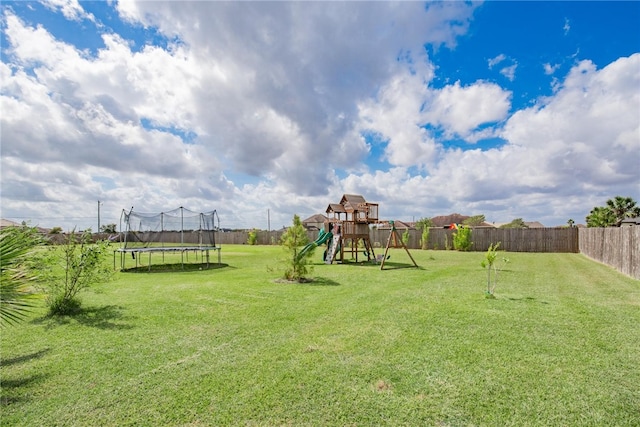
[115, 207, 222, 271]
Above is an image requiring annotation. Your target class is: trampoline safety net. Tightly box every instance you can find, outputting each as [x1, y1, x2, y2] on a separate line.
[120, 207, 219, 249]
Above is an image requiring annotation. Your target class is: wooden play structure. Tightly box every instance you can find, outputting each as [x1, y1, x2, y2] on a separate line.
[299, 194, 418, 269]
[324, 194, 379, 264]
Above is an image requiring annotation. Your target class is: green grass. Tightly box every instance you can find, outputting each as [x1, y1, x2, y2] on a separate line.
[2, 245, 639, 426]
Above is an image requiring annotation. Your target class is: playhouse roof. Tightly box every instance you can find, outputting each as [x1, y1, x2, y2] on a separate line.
[340, 194, 366, 206]
[326, 194, 379, 220]
[326, 203, 346, 214]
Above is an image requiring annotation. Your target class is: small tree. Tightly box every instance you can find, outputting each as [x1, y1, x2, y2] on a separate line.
[463, 215, 486, 227]
[402, 229, 410, 246]
[499, 218, 528, 229]
[247, 229, 258, 245]
[586, 196, 640, 227]
[100, 223, 117, 233]
[452, 225, 473, 251]
[416, 217, 432, 250]
[606, 196, 640, 226]
[280, 215, 314, 281]
[480, 242, 509, 298]
[49, 226, 63, 235]
[39, 229, 113, 315]
[586, 206, 616, 227]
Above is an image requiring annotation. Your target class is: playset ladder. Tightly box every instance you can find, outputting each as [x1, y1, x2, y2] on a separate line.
[325, 233, 342, 264]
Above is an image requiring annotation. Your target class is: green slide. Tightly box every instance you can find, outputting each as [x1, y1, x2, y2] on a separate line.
[297, 229, 333, 261]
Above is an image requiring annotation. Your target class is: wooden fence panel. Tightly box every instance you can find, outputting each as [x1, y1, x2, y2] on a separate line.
[402, 227, 579, 253]
[57, 227, 579, 254]
[120, 227, 578, 253]
[579, 227, 640, 280]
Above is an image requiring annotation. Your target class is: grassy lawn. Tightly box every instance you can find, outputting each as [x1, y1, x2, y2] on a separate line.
[2, 245, 639, 426]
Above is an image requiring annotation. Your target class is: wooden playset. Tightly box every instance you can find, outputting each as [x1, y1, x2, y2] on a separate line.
[320, 194, 417, 269]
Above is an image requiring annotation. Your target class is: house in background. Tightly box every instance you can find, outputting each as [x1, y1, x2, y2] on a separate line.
[524, 221, 545, 228]
[302, 214, 328, 231]
[376, 220, 413, 231]
[0, 218, 21, 229]
[621, 217, 640, 226]
[1, 218, 51, 233]
[431, 213, 494, 228]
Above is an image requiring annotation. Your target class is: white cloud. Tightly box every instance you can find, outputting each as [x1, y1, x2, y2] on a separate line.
[543, 62, 560, 75]
[356, 63, 439, 169]
[489, 54, 517, 81]
[501, 55, 640, 192]
[500, 63, 518, 81]
[41, 0, 95, 22]
[1, 2, 480, 228]
[424, 81, 512, 140]
[1, 3, 637, 231]
[342, 54, 640, 225]
[488, 54, 506, 69]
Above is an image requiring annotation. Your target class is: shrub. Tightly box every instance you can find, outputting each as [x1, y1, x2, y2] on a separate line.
[46, 293, 83, 316]
[402, 229, 409, 246]
[49, 227, 63, 235]
[420, 227, 430, 250]
[415, 218, 432, 250]
[247, 229, 258, 245]
[452, 225, 473, 251]
[39, 229, 113, 316]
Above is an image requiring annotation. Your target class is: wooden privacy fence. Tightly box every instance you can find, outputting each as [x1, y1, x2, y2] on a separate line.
[216, 228, 579, 253]
[579, 227, 640, 280]
[367, 227, 579, 253]
[426, 227, 578, 253]
[218, 230, 293, 245]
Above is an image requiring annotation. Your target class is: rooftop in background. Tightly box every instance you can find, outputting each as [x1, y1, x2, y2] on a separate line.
[1, 218, 51, 233]
[430, 214, 494, 228]
[621, 217, 640, 226]
[0, 218, 20, 228]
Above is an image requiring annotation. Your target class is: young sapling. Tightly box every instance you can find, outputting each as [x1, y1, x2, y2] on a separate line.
[481, 242, 509, 298]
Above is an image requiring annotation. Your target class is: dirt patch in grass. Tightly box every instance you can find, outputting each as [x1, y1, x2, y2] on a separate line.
[374, 380, 393, 392]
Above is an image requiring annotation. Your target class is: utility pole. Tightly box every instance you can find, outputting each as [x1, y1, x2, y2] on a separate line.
[97, 200, 102, 233]
[268, 209, 271, 232]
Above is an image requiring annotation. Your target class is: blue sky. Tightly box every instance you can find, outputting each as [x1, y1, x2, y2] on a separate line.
[1, 1, 639, 231]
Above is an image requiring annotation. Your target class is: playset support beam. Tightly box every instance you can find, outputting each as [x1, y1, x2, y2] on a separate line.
[380, 220, 418, 270]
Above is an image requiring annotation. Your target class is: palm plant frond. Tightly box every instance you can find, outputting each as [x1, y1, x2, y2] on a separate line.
[0, 227, 42, 326]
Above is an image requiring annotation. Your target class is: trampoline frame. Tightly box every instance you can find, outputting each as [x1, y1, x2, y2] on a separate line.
[115, 246, 222, 271]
